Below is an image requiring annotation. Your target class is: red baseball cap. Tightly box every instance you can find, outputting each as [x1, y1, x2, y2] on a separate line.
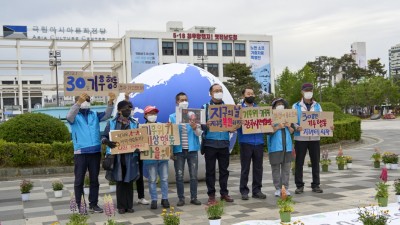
[144, 105, 159, 114]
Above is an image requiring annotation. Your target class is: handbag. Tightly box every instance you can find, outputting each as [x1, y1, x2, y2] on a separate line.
[102, 154, 115, 171]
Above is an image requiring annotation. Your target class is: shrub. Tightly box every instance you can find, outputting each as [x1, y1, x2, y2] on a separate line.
[52, 179, 64, 191]
[20, 179, 34, 193]
[0, 113, 70, 144]
[206, 200, 224, 220]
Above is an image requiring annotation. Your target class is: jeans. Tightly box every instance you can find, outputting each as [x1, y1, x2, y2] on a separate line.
[294, 141, 321, 188]
[74, 152, 101, 207]
[174, 149, 199, 200]
[239, 143, 264, 195]
[204, 146, 230, 196]
[147, 161, 169, 201]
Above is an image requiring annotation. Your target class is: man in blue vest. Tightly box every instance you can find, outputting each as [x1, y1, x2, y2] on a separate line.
[237, 88, 267, 200]
[169, 92, 202, 206]
[67, 92, 115, 214]
[292, 83, 323, 194]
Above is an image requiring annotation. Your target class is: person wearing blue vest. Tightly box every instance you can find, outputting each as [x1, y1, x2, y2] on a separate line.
[202, 83, 236, 205]
[101, 100, 140, 214]
[292, 83, 324, 194]
[142, 105, 170, 210]
[237, 88, 267, 200]
[169, 92, 202, 207]
[66, 92, 115, 214]
[268, 98, 294, 197]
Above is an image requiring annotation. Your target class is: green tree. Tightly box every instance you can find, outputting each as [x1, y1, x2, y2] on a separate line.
[367, 58, 387, 77]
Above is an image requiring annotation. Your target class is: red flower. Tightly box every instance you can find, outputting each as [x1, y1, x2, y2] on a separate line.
[380, 168, 388, 183]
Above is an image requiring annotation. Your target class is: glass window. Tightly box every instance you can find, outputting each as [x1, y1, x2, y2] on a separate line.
[207, 64, 219, 76]
[30, 81, 41, 84]
[193, 42, 204, 56]
[207, 43, 218, 56]
[177, 42, 189, 56]
[162, 42, 174, 55]
[222, 43, 232, 56]
[235, 43, 246, 56]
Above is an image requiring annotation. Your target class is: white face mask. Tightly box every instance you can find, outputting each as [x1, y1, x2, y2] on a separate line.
[276, 105, 285, 110]
[179, 101, 189, 109]
[80, 101, 91, 109]
[147, 115, 157, 123]
[214, 92, 223, 100]
[303, 92, 313, 100]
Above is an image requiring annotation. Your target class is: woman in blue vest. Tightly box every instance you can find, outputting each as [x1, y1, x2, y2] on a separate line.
[102, 100, 140, 214]
[267, 98, 294, 197]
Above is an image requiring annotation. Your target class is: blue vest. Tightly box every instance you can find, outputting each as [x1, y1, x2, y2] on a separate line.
[293, 101, 322, 137]
[267, 127, 292, 153]
[203, 103, 230, 141]
[106, 118, 138, 155]
[237, 102, 264, 145]
[70, 110, 101, 154]
[169, 113, 200, 153]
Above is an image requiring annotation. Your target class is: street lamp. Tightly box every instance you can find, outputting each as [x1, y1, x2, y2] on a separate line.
[49, 50, 61, 107]
[197, 55, 208, 69]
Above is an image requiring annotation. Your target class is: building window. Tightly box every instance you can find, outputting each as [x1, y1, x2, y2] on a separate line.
[194, 63, 204, 69]
[207, 64, 219, 76]
[207, 43, 218, 56]
[30, 81, 41, 84]
[235, 43, 246, 56]
[222, 43, 232, 56]
[193, 42, 204, 56]
[177, 42, 189, 56]
[162, 42, 174, 55]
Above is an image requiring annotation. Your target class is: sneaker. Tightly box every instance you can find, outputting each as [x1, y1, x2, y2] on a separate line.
[150, 200, 157, 209]
[190, 199, 201, 205]
[89, 205, 104, 213]
[312, 186, 323, 193]
[220, 195, 234, 202]
[177, 199, 185, 206]
[161, 199, 170, 208]
[137, 198, 150, 205]
[126, 208, 135, 213]
[286, 190, 291, 196]
[208, 195, 216, 205]
[274, 190, 281, 197]
[241, 194, 249, 200]
[295, 187, 304, 194]
[252, 192, 267, 199]
[118, 209, 125, 214]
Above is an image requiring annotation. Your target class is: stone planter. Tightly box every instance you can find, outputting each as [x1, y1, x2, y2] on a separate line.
[109, 185, 116, 193]
[346, 163, 352, 169]
[280, 212, 291, 223]
[54, 190, 63, 198]
[391, 163, 398, 170]
[384, 164, 391, 169]
[337, 164, 345, 170]
[377, 197, 388, 207]
[374, 161, 380, 168]
[84, 187, 89, 195]
[21, 193, 30, 201]
[208, 218, 221, 225]
[321, 165, 329, 172]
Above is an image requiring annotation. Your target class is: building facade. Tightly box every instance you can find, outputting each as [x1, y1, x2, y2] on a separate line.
[389, 43, 400, 79]
[350, 42, 366, 69]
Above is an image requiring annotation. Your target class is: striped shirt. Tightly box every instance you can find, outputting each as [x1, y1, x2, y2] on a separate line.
[181, 124, 189, 149]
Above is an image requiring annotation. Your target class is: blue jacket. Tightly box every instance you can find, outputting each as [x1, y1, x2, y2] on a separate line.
[169, 113, 200, 153]
[70, 109, 101, 154]
[292, 100, 322, 137]
[267, 127, 292, 153]
[237, 102, 264, 145]
[202, 102, 230, 141]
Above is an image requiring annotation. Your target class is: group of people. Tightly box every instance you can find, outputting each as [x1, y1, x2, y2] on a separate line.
[67, 82, 325, 214]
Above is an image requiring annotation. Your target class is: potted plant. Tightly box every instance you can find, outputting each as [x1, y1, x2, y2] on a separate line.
[320, 150, 331, 172]
[277, 186, 295, 223]
[390, 153, 398, 170]
[357, 206, 389, 225]
[394, 179, 400, 203]
[307, 161, 312, 172]
[20, 179, 34, 201]
[375, 168, 389, 207]
[336, 146, 347, 170]
[84, 175, 90, 195]
[161, 206, 181, 225]
[371, 148, 381, 168]
[206, 200, 224, 225]
[109, 180, 116, 193]
[104, 194, 117, 225]
[345, 156, 353, 169]
[52, 179, 64, 198]
[382, 152, 392, 169]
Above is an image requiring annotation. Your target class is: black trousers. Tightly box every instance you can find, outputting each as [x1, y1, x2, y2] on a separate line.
[204, 146, 230, 196]
[239, 143, 264, 195]
[74, 152, 101, 207]
[136, 154, 145, 199]
[294, 141, 320, 188]
[116, 154, 134, 210]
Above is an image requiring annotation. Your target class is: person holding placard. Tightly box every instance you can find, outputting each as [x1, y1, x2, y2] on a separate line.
[142, 105, 170, 210]
[66, 92, 116, 214]
[268, 98, 294, 197]
[169, 92, 202, 206]
[101, 101, 140, 214]
[237, 88, 267, 200]
[292, 83, 323, 194]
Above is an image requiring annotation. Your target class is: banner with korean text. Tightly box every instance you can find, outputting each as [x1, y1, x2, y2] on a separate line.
[300, 112, 334, 137]
[141, 145, 172, 160]
[272, 109, 297, 124]
[139, 123, 180, 146]
[208, 105, 241, 132]
[64, 71, 119, 96]
[109, 128, 149, 155]
[130, 38, 159, 79]
[250, 41, 271, 94]
[241, 106, 273, 134]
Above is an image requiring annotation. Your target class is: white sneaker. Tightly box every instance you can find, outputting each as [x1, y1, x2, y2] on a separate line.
[137, 198, 150, 205]
[286, 190, 291, 196]
[274, 190, 281, 197]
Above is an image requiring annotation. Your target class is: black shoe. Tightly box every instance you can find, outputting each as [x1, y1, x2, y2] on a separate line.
[89, 205, 103, 213]
[177, 199, 185, 206]
[312, 186, 323, 193]
[252, 192, 267, 199]
[118, 209, 125, 214]
[150, 200, 157, 209]
[126, 208, 135, 213]
[295, 187, 304, 194]
[161, 199, 170, 208]
[241, 194, 249, 200]
[190, 199, 201, 205]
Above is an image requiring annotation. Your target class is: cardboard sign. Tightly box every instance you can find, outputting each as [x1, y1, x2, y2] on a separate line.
[177, 108, 205, 124]
[272, 109, 298, 124]
[109, 128, 149, 155]
[64, 71, 119, 96]
[139, 123, 180, 146]
[208, 104, 241, 132]
[241, 106, 273, 134]
[119, 83, 144, 93]
[140, 145, 171, 160]
[300, 111, 334, 137]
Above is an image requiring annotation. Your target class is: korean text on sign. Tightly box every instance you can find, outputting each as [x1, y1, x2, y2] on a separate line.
[241, 106, 273, 134]
[272, 109, 298, 124]
[109, 128, 149, 155]
[141, 145, 171, 160]
[139, 123, 180, 146]
[208, 105, 241, 132]
[119, 83, 144, 93]
[64, 71, 118, 96]
[300, 112, 334, 137]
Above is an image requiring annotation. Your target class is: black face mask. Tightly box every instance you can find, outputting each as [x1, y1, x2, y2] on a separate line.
[244, 96, 255, 104]
[121, 109, 131, 117]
